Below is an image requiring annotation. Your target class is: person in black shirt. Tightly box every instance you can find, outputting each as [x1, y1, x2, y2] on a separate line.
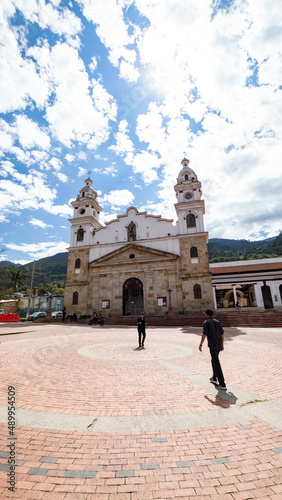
[199, 309, 226, 390]
[136, 312, 147, 348]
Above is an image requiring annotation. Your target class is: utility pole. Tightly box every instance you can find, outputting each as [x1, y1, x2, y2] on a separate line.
[26, 260, 35, 319]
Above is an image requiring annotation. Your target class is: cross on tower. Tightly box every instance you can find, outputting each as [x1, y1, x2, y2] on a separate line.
[87, 170, 91, 178]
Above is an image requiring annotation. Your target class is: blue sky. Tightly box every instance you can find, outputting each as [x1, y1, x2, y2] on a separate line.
[1, 0, 282, 264]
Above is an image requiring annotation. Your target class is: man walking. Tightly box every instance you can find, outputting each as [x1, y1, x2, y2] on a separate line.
[199, 309, 227, 390]
[136, 312, 147, 348]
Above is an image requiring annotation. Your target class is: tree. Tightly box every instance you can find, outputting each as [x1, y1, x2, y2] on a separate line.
[9, 268, 27, 295]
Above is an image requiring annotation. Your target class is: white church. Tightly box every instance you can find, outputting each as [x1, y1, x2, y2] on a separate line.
[64, 158, 215, 316]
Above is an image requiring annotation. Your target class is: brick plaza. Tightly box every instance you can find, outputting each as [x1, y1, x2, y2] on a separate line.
[0, 322, 281, 499]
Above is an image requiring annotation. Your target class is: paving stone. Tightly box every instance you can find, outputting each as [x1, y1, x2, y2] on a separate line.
[0, 451, 9, 457]
[176, 461, 195, 468]
[115, 471, 135, 478]
[64, 470, 97, 478]
[141, 463, 159, 470]
[0, 324, 281, 499]
[39, 456, 58, 463]
[211, 457, 229, 464]
[28, 468, 48, 475]
[0, 464, 10, 471]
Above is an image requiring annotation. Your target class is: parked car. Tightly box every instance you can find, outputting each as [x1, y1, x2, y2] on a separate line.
[52, 311, 63, 319]
[0, 309, 4, 315]
[27, 311, 47, 321]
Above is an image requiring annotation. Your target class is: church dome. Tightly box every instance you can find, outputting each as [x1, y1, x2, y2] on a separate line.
[177, 158, 198, 184]
[77, 176, 97, 200]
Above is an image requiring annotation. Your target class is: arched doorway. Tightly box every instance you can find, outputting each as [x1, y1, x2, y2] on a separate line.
[123, 278, 143, 316]
[261, 284, 273, 309]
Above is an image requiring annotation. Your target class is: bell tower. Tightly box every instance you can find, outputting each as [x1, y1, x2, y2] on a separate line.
[69, 175, 103, 248]
[174, 158, 205, 235]
[174, 157, 213, 312]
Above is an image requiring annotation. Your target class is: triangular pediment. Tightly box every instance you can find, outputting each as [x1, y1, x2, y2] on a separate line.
[90, 243, 178, 267]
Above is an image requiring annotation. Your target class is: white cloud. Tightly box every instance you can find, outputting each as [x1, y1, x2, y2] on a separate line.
[110, 119, 163, 183]
[65, 154, 75, 162]
[0, 14, 50, 113]
[6, 240, 69, 260]
[78, 167, 87, 177]
[0, 160, 71, 218]
[103, 165, 118, 177]
[80, 0, 139, 83]
[15, 115, 51, 150]
[54, 171, 68, 183]
[89, 56, 98, 73]
[102, 189, 134, 207]
[29, 218, 54, 229]
[27, 42, 117, 148]
[78, 151, 87, 160]
[49, 157, 62, 171]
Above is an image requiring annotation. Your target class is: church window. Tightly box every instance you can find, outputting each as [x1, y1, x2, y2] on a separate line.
[77, 228, 84, 241]
[79, 209, 85, 215]
[72, 292, 78, 305]
[194, 284, 202, 299]
[190, 247, 198, 258]
[129, 254, 135, 259]
[184, 174, 189, 180]
[127, 222, 136, 241]
[82, 192, 85, 197]
[75, 258, 81, 269]
[186, 214, 196, 227]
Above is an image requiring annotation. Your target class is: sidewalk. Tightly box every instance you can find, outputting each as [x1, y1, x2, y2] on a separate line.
[0, 323, 281, 499]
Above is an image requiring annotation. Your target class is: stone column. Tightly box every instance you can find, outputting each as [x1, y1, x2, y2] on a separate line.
[212, 286, 217, 309]
[232, 284, 237, 306]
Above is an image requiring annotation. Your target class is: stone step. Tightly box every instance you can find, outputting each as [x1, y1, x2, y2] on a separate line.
[104, 311, 282, 328]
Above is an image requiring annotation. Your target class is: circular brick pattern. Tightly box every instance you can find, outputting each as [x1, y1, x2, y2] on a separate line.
[77, 341, 193, 360]
[0, 325, 281, 419]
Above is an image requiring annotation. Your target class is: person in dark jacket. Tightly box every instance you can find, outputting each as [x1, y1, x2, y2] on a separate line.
[136, 312, 147, 348]
[199, 309, 226, 390]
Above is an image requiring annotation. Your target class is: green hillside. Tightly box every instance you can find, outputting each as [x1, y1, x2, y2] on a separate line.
[1, 232, 282, 299]
[208, 233, 282, 262]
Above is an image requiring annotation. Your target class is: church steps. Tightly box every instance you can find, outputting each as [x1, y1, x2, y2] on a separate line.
[104, 311, 282, 328]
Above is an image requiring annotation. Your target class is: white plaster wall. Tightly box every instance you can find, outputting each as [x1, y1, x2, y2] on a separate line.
[71, 225, 92, 247]
[176, 208, 205, 234]
[254, 281, 282, 309]
[270, 280, 282, 306]
[93, 207, 177, 245]
[254, 282, 265, 308]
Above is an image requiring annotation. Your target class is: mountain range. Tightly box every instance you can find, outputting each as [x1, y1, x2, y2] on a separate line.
[0, 233, 282, 289]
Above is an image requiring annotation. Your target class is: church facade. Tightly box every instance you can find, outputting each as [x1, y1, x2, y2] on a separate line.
[64, 159, 214, 316]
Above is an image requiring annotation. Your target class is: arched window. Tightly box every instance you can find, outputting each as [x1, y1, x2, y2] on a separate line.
[77, 228, 84, 241]
[190, 246, 198, 258]
[194, 284, 202, 299]
[186, 214, 196, 227]
[75, 258, 81, 269]
[127, 222, 136, 241]
[72, 292, 78, 305]
[279, 284, 282, 302]
[184, 174, 189, 180]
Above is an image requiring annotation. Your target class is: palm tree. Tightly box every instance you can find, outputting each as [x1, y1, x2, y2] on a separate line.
[9, 268, 27, 295]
